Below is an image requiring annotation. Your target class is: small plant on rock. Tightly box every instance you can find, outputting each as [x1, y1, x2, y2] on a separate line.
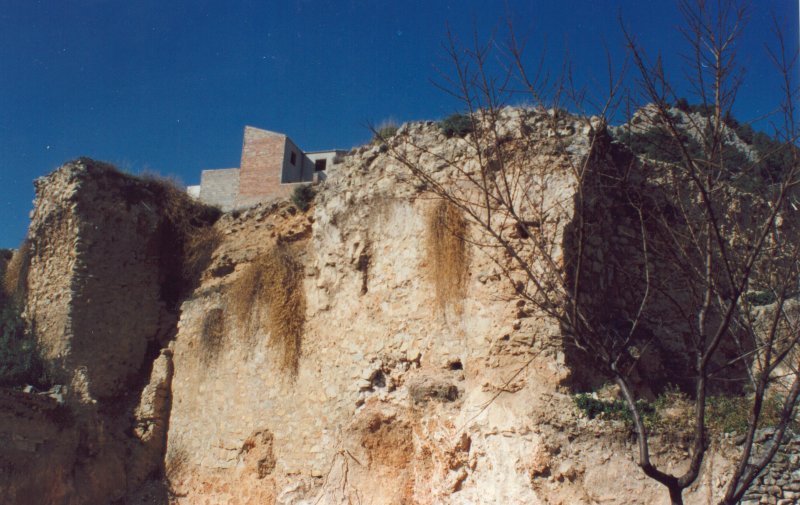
[372, 120, 399, 144]
[291, 184, 316, 212]
[438, 113, 473, 138]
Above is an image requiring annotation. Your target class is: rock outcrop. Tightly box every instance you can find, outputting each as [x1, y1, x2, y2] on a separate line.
[1, 111, 795, 504]
[161, 112, 737, 504]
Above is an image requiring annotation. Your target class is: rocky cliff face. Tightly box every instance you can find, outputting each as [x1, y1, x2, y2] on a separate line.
[159, 113, 733, 505]
[1, 112, 794, 505]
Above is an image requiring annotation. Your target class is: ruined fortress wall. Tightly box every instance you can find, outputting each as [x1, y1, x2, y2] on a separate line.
[199, 168, 240, 211]
[742, 434, 800, 504]
[26, 166, 85, 377]
[6, 159, 192, 505]
[27, 160, 167, 400]
[8, 114, 794, 505]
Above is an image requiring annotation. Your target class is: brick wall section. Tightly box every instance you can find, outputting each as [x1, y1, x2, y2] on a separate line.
[235, 127, 288, 207]
[194, 127, 326, 209]
[199, 168, 239, 211]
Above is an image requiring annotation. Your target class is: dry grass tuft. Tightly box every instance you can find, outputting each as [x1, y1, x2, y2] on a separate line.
[3, 240, 31, 302]
[426, 200, 468, 310]
[183, 225, 222, 286]
[132, 171, 222, 305]
[199, 307, 226, 363]
[229, 243, 305, 374]
[165, 443, 189, 482]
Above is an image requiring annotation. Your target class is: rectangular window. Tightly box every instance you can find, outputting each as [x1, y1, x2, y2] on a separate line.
[290, 151, 297, 166]
[315, 159, 327, 171]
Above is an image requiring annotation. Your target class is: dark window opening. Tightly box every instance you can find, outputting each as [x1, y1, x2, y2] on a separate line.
[290, 151, 297, 166]
[314, 159, 327, 172]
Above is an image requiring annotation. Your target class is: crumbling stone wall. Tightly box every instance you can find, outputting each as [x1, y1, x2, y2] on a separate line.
[27, 159, 169, 400]
[0, 350, 175, 505]
[0, 389, 74, 505]
[2, 158, 206, 505]
[741, 432, 800, 505]
[564, 131, 753, 395]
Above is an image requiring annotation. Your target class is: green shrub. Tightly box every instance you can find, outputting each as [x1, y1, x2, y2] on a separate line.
[705, 395, 797, 434]
[576, 389, 798, 436]
[438, 113, 473, 138]
[291, 184, 316, 212]
[372, 121, 399, 143]
[574, 393, 656, 426]
[745, 290, 777, 306]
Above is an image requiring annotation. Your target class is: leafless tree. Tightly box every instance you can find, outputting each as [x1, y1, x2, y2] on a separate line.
[620, 2, 799, 503]
[378, 2, 799, 504]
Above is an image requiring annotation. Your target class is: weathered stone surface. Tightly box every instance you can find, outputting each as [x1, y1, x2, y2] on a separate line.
[0, 388, 75, 505]
[0, 159, 203, 505]
[27, 159, 172, 400]
[3, 111, 797, 505]
[163, 111, 750, 504]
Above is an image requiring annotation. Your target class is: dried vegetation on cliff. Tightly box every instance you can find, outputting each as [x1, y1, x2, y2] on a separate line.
[425, 199, 469, 312]
[229, 242, 306, 373]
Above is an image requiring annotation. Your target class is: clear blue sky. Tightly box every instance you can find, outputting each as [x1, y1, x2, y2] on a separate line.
[0, 0, 797, 248]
